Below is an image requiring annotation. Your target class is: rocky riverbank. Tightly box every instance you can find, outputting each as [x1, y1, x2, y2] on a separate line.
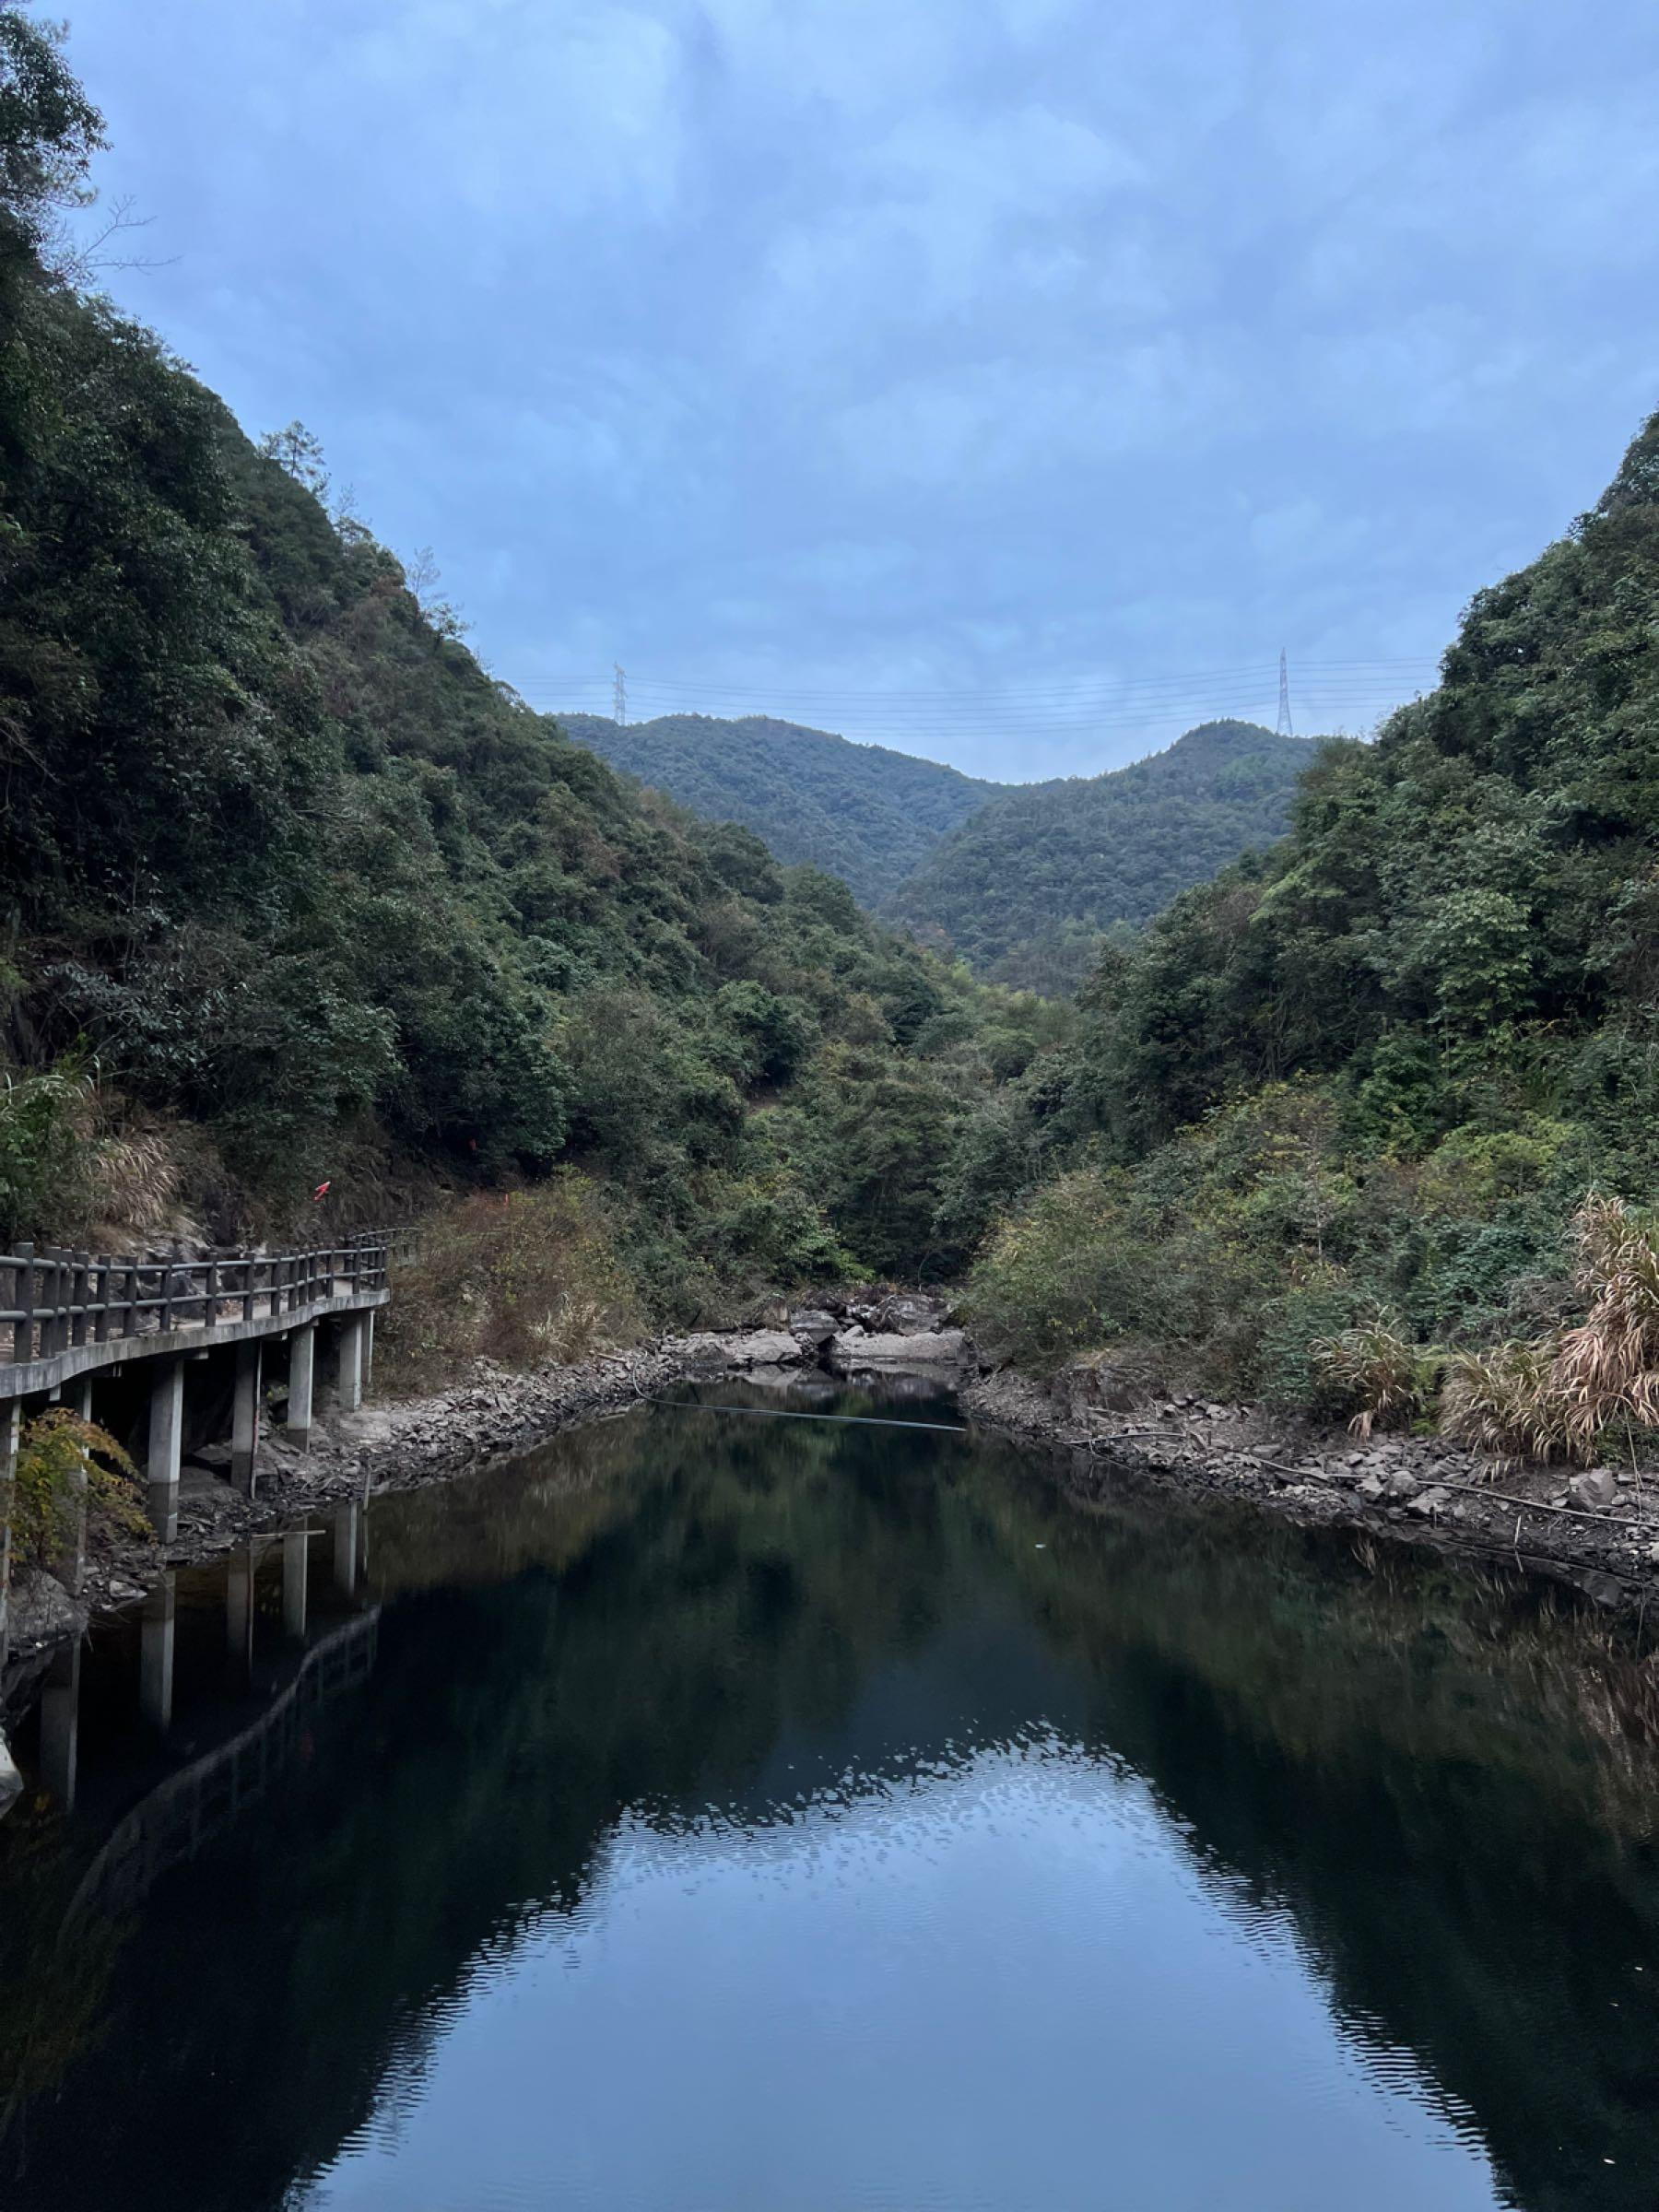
[0, 1287, 973, 1680]
[963, 1361, 1659, 1611]
[9, 1283, 1659, 1699]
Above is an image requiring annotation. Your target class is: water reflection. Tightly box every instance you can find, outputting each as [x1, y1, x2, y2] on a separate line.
[2, 1382, 1658, 2210]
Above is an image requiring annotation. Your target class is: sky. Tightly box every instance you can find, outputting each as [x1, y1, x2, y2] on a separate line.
[52, 0, 1659, 781]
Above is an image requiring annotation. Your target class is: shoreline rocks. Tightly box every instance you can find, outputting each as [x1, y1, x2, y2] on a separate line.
[960, 1366, 1659, 1616]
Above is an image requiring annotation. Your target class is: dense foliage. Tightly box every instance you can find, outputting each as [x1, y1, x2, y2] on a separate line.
[886, 721, 1315, 993]
[972, 413, 1659, 1449]
[0, 14, 1065, 1316]
[562, 712, 1005, 908]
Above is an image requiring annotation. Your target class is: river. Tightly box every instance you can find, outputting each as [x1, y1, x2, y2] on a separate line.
[2, 1376, 1657, 2210]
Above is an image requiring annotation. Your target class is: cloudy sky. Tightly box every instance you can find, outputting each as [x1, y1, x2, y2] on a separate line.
[56, 0, 1659, 779]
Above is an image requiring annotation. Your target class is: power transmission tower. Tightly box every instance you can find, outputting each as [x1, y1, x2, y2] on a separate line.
[1276, 648, 1294, 737]
[613, 663, 628, 725]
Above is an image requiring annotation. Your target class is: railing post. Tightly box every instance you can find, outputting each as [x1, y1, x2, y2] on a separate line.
[70, 1250, 88, 1347]
[42, 1247, 62, 1355]
[93, 1254, 111, 1344]
[158, 1248, 176, 1336]
[202, 1253, 218, 1332]
[11, 1241, 32, 1365]
[242, 1252, 255, 1324]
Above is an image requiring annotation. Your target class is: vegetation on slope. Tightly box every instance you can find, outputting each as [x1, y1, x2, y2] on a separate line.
[886, 721, 1316, 994]
[561, 712, 1005, 909]
[971, 411, 1659, 1457]
[0, 14, 1063, 1319]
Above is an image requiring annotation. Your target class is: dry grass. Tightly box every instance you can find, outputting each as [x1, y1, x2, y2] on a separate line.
[1312, 1319, 1441, 1438]
[1554, 1194, 1659, 1456]
[1435, 1196, 1659, 1469]
[1441, 1341, 1570, 1466]
[374, 1177, 645, 1396]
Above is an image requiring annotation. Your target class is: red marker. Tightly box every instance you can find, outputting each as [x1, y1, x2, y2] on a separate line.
[312, 1180, 332, 1202]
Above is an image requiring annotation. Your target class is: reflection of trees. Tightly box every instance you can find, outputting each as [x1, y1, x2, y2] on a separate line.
[6, 1394, 1659, 2210]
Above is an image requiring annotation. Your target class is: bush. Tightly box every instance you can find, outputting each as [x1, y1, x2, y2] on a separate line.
[1310, 1316, 1444, 1437]
[373, 1178, 644, 1394]
[7, 1410, 148, 1570]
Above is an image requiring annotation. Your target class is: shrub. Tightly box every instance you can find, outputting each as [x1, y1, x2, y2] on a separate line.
[1441, 1342, 1570, 1466]
[1311, 1317, 1443, 1438]
[374, 1178, 644, 1394]
[1552, 1193, 1659, 1457]
[7, 1410, 149, 1569]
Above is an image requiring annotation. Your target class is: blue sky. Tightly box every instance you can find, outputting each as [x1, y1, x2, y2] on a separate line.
[56, 0, 1659, 780]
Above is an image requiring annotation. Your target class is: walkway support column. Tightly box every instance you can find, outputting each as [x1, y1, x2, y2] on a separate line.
[0, 1396, 19, 1670]
[231, 1342, 263, 1496]
[361, 1310, 375, 1397]
[147, 1358, 185, 1543]
[287, 1323, 316, 1450]
[335, 1316, 364, 1417]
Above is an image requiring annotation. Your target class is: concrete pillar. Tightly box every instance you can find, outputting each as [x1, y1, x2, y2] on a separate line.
[282, 1528, 309, 1641]
[226, 1547, 255, 1683]
[332, 1503, 359, 1597]
[140, 1571, 176, 1732]
[53, 1458, 88, 1599]
[231, 1342, 263, 1496]
[287, 1323, 316, 1450]
[0, 1396, 18, 1671]
[40, 1639, 81, 1810]
[335, 1317, 364, 1417]
[361, 1309, 375, 1396]
[147, 1358, 185, 1543]
[69, 1376, 93, 1419]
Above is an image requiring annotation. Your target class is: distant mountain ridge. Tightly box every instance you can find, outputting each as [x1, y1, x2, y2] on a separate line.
[560, 712, 1008, 908]
[884, 721, 1319, 992]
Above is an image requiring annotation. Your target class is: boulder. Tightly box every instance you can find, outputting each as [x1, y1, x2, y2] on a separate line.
[0, 1728, 21, 1822]
[786, 1309, 840, 1347]
[722, 1330, 806, 1369]
[1407, 1485, 1453, 1518]
[871, 1292, 951, 1336]
[827, 1327, 971, 1372]
[1568, 1469, 1618, 1513]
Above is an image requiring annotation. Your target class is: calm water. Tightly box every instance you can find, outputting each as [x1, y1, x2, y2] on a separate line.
[3, 1378, 1659, 2211]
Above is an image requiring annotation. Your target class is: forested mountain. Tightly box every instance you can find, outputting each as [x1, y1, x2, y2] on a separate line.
[0, 14, 1062, 1316]
[971, 408, 1659, 1450]
[885, 722, 1316, 993]
[562, 712, 1006, 908]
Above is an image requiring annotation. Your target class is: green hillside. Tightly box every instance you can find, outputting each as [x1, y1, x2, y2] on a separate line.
[971, 408, 1659, 1453]
[561, 712, 1006, 908]
[0, 15, 1060, 1314]
[885, 721, 1317, 993]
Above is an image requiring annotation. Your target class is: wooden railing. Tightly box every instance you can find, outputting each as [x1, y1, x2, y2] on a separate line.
[0, 1229, 415, 1371]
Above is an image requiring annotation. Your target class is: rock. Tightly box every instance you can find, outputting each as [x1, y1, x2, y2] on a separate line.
[0, 1728, 21, 1822]
[721, 1330, 806, 1368]
[1407, 1486, 1452, 1518]
[5, 1568, 86, 1646]
[871, 1292, 951, 1336]
[1356, 1473, 1388, 1502]
[787, 1309, 840, 1347]
[827, 1327, 971, 1372]
[1568, 1470, 1618, 1513]
[1381, 1470, 1420, 1503]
